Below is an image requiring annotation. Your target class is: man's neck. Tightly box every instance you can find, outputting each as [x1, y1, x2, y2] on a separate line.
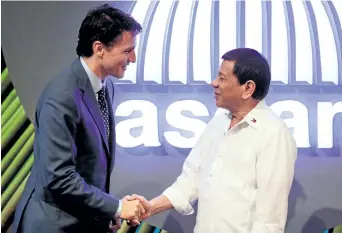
[229, 100, 259, 129]
[82, 56, 106, 80]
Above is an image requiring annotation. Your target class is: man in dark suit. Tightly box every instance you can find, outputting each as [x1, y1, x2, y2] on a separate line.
[12, 4, 145, 233]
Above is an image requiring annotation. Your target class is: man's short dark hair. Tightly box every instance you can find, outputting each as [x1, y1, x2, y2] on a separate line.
[76, 4, 142, 57]
[221, 48, 271, 100]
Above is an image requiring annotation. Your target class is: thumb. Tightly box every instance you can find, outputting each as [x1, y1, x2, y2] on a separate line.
[133, 195, 151, 212]
[134, 195, 148, 205]
[122, 195, 135, 201]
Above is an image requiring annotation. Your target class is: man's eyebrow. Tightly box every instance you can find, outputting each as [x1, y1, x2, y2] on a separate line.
[218, 72, 227, 78]
[125, 46, 135, 50]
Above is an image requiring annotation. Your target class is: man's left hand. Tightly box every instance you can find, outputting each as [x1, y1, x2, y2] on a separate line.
[108, 218, 121, 232]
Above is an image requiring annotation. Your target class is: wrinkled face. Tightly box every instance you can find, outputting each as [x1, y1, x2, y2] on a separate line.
[211, 60, 246, 110]
[101, 31, 137, 79]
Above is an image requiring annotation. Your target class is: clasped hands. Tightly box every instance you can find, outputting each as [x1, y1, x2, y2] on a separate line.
[109, 194, 151, 232]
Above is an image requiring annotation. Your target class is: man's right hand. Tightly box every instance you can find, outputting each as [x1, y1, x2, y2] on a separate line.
[119, 196, 145, 225]
[130, 194, 152, 220]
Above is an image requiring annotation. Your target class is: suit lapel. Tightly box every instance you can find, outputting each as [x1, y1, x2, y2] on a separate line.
[105, 79, 116, 172]
[82, 88, 110, 154]
[72, 58, 110, 157]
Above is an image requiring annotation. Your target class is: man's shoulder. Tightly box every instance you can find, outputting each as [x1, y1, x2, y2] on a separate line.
[259, 107, 294, 139]
[39, 61, 80, 105]
[52, 59, 80, 89]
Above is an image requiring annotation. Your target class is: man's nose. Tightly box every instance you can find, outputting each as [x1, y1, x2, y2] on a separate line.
[212, 78, 218, 88]
[129, 51, 136, 63]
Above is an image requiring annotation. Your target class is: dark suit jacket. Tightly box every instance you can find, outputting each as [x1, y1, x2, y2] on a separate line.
[12, 58, 119, 233]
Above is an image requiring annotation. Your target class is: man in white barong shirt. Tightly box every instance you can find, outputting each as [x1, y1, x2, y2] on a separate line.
[133, 48, 297, 233]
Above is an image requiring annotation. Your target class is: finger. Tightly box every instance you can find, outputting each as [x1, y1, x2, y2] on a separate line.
[123, 195, 135, 201]
[132, 194, 144, 202]
[109, 224, 120, 232]
[116, 218, 121, 226]
[140, 212, 149, 221]
[113, 224, 121, 231]
[134, 195, 149, 207]
[127, 219, 140, 227]
[131, 218, 141, 226]
[139, 202, 146, 216]
[136, 207, 141, 221]
[133, 200, 141, 220]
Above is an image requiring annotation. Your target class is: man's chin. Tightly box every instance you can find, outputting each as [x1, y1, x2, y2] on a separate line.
[215, 101, 222, 108]
[114, 73, 124, 79]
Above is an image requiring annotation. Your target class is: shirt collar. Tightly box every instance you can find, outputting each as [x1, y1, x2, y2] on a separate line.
[243, 100, 268, 129]
[80, 56, 105, 94]
[226, 100, 268, 130]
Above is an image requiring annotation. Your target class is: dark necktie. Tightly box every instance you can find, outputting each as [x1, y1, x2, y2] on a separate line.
[97, 85, 110, 139]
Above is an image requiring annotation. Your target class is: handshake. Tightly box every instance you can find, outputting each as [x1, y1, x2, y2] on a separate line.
[109, 194, 171, 232]
[114, 194, 152, 229]
[120, 194, 151, 224]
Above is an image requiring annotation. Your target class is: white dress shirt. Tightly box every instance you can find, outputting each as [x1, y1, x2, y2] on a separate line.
[80, 56, 105, 99]
[80, 57, 122, 218]
[163, 100, 297, 233]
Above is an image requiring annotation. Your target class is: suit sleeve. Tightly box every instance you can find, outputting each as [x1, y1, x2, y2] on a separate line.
[36, 92, 119, 220]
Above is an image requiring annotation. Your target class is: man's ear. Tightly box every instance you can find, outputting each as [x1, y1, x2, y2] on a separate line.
[92, 41, 104, 58]
[242, 80, 256, 100]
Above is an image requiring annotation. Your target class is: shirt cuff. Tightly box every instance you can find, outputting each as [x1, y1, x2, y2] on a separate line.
[114, 200, 122, 218]
[163, 187, 194, 215]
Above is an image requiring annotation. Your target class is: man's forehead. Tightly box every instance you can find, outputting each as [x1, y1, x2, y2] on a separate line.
[114, 31, 136, 45]
[219, 60, 235, 74]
